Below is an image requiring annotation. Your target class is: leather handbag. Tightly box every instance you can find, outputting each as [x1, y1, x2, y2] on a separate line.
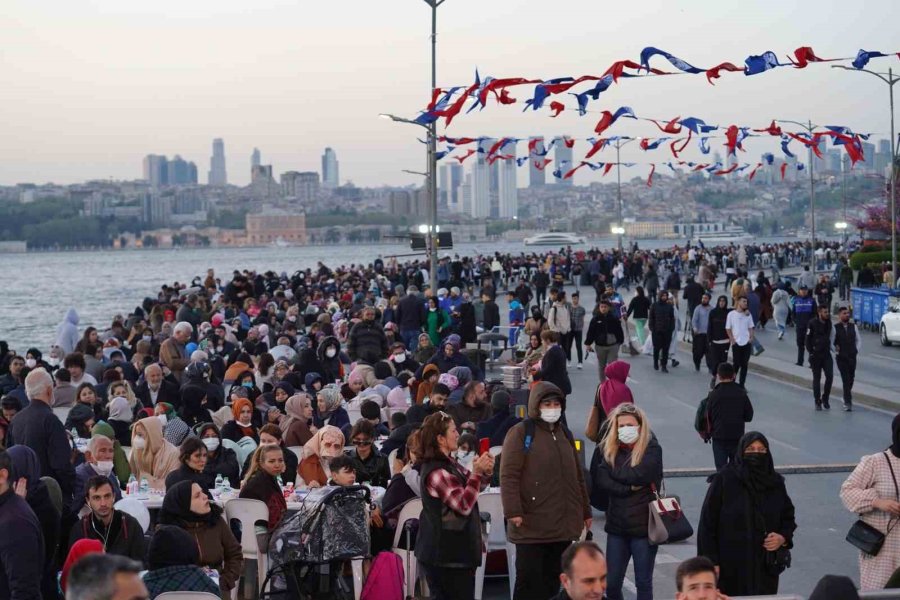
[846, 452, 899, 556]
[648, 482, 694, 545]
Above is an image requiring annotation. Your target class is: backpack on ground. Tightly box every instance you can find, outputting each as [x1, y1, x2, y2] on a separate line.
[360, 551, 404, 600]
[694, 395, 712, 443]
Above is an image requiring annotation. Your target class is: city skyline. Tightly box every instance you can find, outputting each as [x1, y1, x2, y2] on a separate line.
[2, 0, 898, 188]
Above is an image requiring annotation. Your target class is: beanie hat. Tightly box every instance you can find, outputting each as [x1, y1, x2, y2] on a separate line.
[491, 389, 511, 413]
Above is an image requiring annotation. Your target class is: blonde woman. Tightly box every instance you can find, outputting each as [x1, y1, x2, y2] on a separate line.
[594, 403, 663, 600]
[108, 379, 139, 416]
[128, 416, 180, 490]
[239, 444, 288, 531]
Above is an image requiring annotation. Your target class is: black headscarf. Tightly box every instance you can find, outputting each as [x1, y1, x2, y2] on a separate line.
[179, 385, 209, 427]
[808, 574, 859, 600]
[148, 524, 200, 570]
[159, 480, 222, 527]
[730, 431, 782, 493]
[891, 414, 900, 458]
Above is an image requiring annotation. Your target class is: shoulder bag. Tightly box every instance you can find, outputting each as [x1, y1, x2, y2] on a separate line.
[846, 451, 900, 556]
[648, 482, 694, 545]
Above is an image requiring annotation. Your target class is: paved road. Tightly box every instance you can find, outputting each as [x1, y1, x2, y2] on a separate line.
[480, 276, 896, 599]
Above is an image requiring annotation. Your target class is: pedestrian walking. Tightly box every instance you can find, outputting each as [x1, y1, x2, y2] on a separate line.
[806, 304, 834, 410]
[771, 284, 790, 340]
[840, 414, 900, 590]
[594, 403, 663, 600]
[691, 293, 712, 372]
[792, 286, 817, 366]
[833, 306, 860, 411]
[725, 297, 754, 388]
[706, 363, 754, 469]
[584, 300, 624, 383]
[569, 292, 587, 369]
[648, 291, 676, 373]
[698, 432, 797, 597]
[548, 291, 573, 363]
[706, 296, 732, 389]
[625, 286, 651, 345]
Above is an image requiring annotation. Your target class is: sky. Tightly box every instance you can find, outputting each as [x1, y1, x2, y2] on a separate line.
[1, 0, 897, 188]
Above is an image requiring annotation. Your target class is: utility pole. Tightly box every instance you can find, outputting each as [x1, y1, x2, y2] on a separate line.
[613, 138, 635, 251]
[777, 119, 819, 267]
[423, 0, 447, 295]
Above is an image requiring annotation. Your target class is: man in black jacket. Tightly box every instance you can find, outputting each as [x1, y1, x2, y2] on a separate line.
[806, 304, 834, 410]
[682, 275, 705, 322]
[481, 291, 500, 333]
[533, 330, 572, 399]
[135, 363, 180, 410]
[347, 306, 389, 365]
[0, 449, 44, 600]
[707, 363, 754, 469]
[533, 266, 551, 310]
[648, 291, 676, 373]
[584, 300, 625, 382]
[833, 306, 860, 411]
[396, 285, 425, 352]
[69, 476, 147, 563]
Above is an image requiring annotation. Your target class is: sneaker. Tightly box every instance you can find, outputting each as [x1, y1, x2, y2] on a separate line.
[823, 401, 831, 410]
[843, 403, 852, 412]
[795, 361, 803, 367]
[777, 331, 784, 340]
[567, 361, 573, 367]
[577, 362, 583, 370]
[671, 359, 680, 367]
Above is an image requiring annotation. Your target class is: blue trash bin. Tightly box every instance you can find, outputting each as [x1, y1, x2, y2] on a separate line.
[851, 287, 900, 330]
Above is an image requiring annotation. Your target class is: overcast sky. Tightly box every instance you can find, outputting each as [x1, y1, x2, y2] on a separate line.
[1, 0, 896, 188]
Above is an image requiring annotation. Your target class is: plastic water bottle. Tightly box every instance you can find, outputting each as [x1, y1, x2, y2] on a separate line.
[223, 478, 232, 493]
[139, 477, 149, 495]
[215, 474, 224, 491]
[126, 474, 137, 495]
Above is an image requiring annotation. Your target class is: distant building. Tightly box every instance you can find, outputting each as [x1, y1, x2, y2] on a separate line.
[281, 171, 320, 202]
[498, 150, 518, 219]
[861, 142, 876, 171]
[167, 156, 198, 185]
[322, 148, 339, 188]
[208, 138, 227, 186]
[245, 209, 307, 245]
[143, 155, 168, 188]
[141, 193, 172, 226]
[251, 148, 261, 169]
[388, 190, 415, 216]
[624, 221, 675, 238]
[529, 137, 546, 188]
[554, 137, 574, 186]
[827, 149, 842, 174]
[439, 163, 463, 212]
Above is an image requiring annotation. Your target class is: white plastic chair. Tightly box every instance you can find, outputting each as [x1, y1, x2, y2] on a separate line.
[474, 493, 503, 600]
[52, 406, 71, 423]
[154, 593, 221, 600]
[391, 498, 428, 598]
[223, 498, 269, 597]
[387, 448, 399, 476]
[346, 407, 362, 425]
[489, 446, 503, 458]
[286, 446, 303, 462]
[380, 406, 406, 425]
[114, 498, 150, 533]
[122, 446, 132, 460]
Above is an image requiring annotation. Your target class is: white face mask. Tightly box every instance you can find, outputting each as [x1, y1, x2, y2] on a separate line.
[393, 353, 406, 363]
[94, 460, 114, 477]
[326, 348, 337, 358]
[455, 450, 475, 468]
[618, 425, 640, 445]
[202, 437, 220, 452]
[25, 358, 37, 369]
[540, 407, 562, 424]
[132, 435, 147, 450]
[157, 414, 168, 427]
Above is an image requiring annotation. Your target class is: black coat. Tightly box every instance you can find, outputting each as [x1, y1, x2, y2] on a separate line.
[349, 449, 391, 488]
[165, 464, 216, 493]
[584, 313, 624, 347]
[240, 445, 298, 486]
[204, 446, 242, 488]
[698, 467, 796, 596]
[534, 345, 571, 397]
[7, 401, 76, 509]
[805, 318, 833, 361]
[135, 380, 180, 410]
[482, 300, 501, 332]
[347, 320, 389, 365]
[397, 294, 425, 331]
[707, 382, 754, 441]
[707, 306, 732, 342]
[458, 302, 477, 345]
[648, 300, 676, 334]
[69, 510, 147, 564]
[0, 489, 44, 600]
[594, 435, 663, 538]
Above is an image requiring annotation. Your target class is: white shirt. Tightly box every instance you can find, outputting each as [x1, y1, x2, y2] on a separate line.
[725, 310, 755, 346]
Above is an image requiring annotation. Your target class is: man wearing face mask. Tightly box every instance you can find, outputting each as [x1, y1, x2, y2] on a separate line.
[72, 434, 122, 516]
[501, 382, 592, 600]
[69, 476, 147, 562]
[388, 342, 420, 375]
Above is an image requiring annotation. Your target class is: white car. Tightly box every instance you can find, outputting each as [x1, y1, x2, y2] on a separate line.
[880, 303, 900, 346]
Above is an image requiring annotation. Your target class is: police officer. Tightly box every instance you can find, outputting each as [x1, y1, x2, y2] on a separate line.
[792, 286, 817, 366]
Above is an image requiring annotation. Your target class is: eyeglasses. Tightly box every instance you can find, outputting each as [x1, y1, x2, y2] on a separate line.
[351, 440, 373, 446]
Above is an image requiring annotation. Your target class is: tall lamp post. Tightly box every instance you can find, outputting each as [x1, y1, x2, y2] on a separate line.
[832, 65, 899, 286]
[614, 138, 636, 251]
[777, 119, 819, 266]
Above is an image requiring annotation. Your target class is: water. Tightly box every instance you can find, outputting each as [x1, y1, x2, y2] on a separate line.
[0, 235, 809, 352]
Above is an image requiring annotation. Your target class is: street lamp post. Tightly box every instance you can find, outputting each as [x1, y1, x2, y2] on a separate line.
[777, 119, 818, 266]
[832, 65, 899, 285]
[614, 138, 635, 251]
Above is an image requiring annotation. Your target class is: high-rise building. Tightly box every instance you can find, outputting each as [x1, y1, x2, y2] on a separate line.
[554, 137, 574, 186]
[827, 149, 842, 174]
[498, 151, 518, 219]
[251, 148, 261, 169]
[142, 155, 168, 188]
[861, 142, 876, 171]
[208, 138, 227, 186]
[529, 137, 546, 188]
[439, 163, 463, 212]
[281, 171, 320, 202]
[460, 173, 473, 216]
[167, 155, 198, 185]
[879, 139, 891, 155]
[471, 139, 493, 218]
[322, 148, 339, 189]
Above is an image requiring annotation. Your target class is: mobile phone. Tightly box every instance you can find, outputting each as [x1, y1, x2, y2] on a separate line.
[479, 437, 491, 455]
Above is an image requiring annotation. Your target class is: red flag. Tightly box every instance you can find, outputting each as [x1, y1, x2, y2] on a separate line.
[564, 162, 588, 179]
[550, 101, 565, 117]
[563, 136, 576, 148]
[705, 62, 744, 84]
[602, 163, 615, 177]
[595, 112, 615, 135]
[650, 117, 682, 134]
[498, 89, 517, 105]
[646, 164, 656, 187]
[786, 132, 824, 159]
[488, 153, 513, 166]
[753, 121, 782, 136]
[432, 82, 478, 126]
[670, 132, 692, 159]
[692, 163, 709, 172]
[528, 138, 539, 154]
[455, 149, 476, 164]
[748, 162, 763, 181]
[603, 60, 668, 82]
[780, 163, 788, 180]
[714, 164, 739, 176]
[427, 88, 443, 110]
[477, 77, 540, 107]
[585, 138, 609, 159]
[441, 136, 477, 145]
[541, 75, 602, 96]
[534, 158, 552, 170]
[790, 46, 831, 69]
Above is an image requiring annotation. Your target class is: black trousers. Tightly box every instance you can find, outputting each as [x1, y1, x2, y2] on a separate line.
[732, 342, 751, 387]
[571, 329, 584, 363]
[560, 331, 573, 361]
[652, 331, 672, 368]
[796, 325, 808, 364]
[712, 438, 739, 470]
[535, 287, 547, 309]
[514, 541, 571, 600]
[707, 341, 730, 381]
[811, 355, 834, 404]
[422, 564, 476, 600]
[692, 333, 708, 370]
[837, 354, 857, 403]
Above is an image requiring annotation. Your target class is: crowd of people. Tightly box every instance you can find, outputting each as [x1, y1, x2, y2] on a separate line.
[0, 239, 896, 600]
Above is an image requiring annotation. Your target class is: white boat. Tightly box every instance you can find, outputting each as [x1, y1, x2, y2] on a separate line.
[270, 237, 291, 248]
[523, 232, 586, 246]
[691, 226, 753, 245]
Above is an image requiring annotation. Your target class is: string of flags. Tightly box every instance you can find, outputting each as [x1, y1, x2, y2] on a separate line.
[415, 46, 899, 127]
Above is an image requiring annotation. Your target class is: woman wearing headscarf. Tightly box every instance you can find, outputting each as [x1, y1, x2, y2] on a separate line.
[158, 481, 243, 599]
[8, 445, 61, 600]
[155, 401, 191, 447]
[415, 363, 441, 405]
[179, 385, 212, 429]
[239, 444, 288, 531]
[220, 397, 259, 443]
[142, 525, 220, 599]
[91, 421, 131, 486]
[413, 332, 435, 365]
[840, 414, 900, 590]
[128, 416, 181, 490]
[281, 393, 316, 448]
[297, 425, 345, 488]
[60, 539, 104, 594]
[313, 385, 350, 431]
[303, 373, 324, 395]
[106, 396, 134, 448]
[417, 334, 482, 381]
[706, 295, 732, 390]
[271, 381, 295, 413]
[341, 368, 366, 401]
[585, 360, 634, 445]
[698, 431, 797, 596]
[195, 422, 241, 487]
[65, 403, 97, 439]
[447, 366, 472, 405]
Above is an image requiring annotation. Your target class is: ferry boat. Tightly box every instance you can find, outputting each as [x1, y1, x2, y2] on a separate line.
[523, 232, 586, 246]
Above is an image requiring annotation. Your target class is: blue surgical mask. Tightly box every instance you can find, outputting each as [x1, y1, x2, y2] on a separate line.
[242, 382, 254, 389]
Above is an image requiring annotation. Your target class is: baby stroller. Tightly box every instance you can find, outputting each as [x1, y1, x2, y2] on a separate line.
[262, 485, 371, 600]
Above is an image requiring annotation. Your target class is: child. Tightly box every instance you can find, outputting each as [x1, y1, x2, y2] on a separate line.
[327, 455, 358, 486]
[455, 433, 478, 470]
[328, 455, 388, 551]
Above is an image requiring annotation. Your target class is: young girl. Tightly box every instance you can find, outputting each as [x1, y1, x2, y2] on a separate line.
[455, 433, 478, 470]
